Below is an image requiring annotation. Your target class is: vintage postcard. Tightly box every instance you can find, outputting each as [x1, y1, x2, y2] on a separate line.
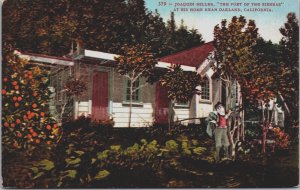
[1, 0, 299, 188]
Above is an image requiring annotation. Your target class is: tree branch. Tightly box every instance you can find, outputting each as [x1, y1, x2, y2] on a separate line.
[132, 83, 149, 93]
[133, 68, 147, 82]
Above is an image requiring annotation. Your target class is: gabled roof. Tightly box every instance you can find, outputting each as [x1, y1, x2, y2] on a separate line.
[159, 41, 214, 69]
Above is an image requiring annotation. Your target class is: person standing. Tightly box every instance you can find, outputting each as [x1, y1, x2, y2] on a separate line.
[206, 102, 232, 162]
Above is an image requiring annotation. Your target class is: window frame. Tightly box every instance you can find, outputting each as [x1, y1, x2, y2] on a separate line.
[200, 75, 211, 102]
[174, 100, 190, 108]
[123, 77, 143, 104]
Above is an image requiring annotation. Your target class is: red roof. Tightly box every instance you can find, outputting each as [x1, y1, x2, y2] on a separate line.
[159, 41, 214, 68]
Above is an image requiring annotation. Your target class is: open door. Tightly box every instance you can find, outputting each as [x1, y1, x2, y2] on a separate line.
[92, 71, 109, 121]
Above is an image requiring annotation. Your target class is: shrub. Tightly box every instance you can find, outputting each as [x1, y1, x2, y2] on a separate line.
[272, 127, 290, 150]
[2, 46, 59, 151]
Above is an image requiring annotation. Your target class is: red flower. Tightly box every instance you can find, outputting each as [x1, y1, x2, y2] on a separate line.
[3, 122, 9, 127]
[17, 132, 22, 138]
[13, 96, 17, 101]
[15, 102, 19, 107]
[16, 119, 21, 124]
[30, 112, 35, 118]
[12, 81, 18, 86]
[32, 103, 37, 108]
[46, 125, 52, 130]
[2, 89, 6, 95]
[3, 77, 8, 82]
[35, 139, 40, 144]
[17, 96, 22, 101]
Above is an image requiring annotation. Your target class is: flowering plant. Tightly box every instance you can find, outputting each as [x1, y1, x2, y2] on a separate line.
[272, 127, 290, 150]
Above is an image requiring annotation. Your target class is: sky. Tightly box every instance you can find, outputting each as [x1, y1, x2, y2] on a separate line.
[145, 0, 299, 43]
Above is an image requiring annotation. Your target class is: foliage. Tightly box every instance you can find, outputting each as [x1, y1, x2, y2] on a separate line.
[115, 44, 157, 78]
[62, 115, 114, 134]
[2, 0, 204, 57]
[56, 78, 87, 124]
[272, 127, 290, 150]
[279, 12, 299, 122]
[114, 44, 157, 127]
[159, 64, 202, 104]
[2, 46, 59, 151]
[64, 78, 87, 98]
[27, 133, 210, 188]
[213, 16, 259, 101]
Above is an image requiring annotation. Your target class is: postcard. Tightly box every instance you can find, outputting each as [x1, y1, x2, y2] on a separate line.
[1, 0, 299, 188]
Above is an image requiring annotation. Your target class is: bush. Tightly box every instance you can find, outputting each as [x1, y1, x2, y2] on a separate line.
[28, 134, 211, 188]
[272, 127, 291, 150]
[2, 46, 59, 151]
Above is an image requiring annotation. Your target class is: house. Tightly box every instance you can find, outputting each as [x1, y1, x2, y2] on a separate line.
[20, 42, 242, 127]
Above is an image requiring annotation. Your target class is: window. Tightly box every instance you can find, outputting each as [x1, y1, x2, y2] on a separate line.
[201, 76, 210, 100]
[175, 100, 189, 107]
[125, 78, 140, 102]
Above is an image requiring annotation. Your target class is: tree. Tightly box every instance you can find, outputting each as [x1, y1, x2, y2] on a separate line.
[279, 12, 299, 126]
[3, 0, 205, 58]
[165, 12, 204, 55]
[2, 45, 59, 152]
[159, 64, 202, 130]
[114, 44, 157, 128]
[144, 9, 169, 57]
[213, 16, 259, 156]
[55, 78, 87, 125]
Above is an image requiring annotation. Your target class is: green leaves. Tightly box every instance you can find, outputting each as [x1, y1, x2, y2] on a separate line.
[74, 151, 85, 156]
[193, 147, 207, 155]
[165, 140, 178, 152]
[159, 64, 202, 104]
[38, 159, 55, 171]
[33, 172, 45, 179]
[65, 157, 81, 165]
[97, 150, 109, 160]
[110, 145, 121, 152]
[30, 159, 55, 180]
[94, 170, 110, 180]
[63, 170, 77, 178]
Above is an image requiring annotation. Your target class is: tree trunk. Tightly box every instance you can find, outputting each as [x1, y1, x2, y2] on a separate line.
[241, 108, 245, 141]
[225, 82, 232, 111]
[168, 100, 175, 131]
[128, 81, 133, 128]
[225, 81, 236, 157]
[261, 100, 267, 155]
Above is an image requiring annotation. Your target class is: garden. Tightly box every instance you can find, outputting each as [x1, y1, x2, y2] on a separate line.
[2, 117, 299, 188]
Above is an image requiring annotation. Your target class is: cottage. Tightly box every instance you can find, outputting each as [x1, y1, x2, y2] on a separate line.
[21, 42, 242, 127]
